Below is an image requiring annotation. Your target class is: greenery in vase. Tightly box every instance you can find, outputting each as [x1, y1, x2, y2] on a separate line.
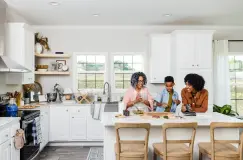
[35, 32, 51, 51]
[213, 104, 239, 116]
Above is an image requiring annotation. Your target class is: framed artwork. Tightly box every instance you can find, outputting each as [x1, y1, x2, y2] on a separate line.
[56, 60, 66, 71]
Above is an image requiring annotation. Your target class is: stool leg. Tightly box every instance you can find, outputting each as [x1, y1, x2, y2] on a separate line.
[199, 151, 203, 160]
[153, 152, 157, 160]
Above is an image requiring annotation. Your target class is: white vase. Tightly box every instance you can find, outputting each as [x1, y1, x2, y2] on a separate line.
[35, 43, 43, 54]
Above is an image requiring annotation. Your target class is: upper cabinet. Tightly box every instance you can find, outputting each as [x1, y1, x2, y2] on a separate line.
[173, 31, 213, 69]
[5, 23, 35, 84]
[149, 34, 171, 83]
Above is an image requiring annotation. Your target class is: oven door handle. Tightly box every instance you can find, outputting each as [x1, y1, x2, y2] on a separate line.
[23, 119, 34, 124]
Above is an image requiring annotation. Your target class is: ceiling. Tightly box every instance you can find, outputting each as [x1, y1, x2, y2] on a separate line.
[3, 0, 243, 25]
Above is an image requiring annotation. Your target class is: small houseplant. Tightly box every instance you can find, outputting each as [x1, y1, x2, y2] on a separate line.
[213, 104, 239, 116]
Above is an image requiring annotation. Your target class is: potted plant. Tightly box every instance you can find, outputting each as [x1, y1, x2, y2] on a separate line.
[213, 104, 239, 116]
[35, 33, 51, 54]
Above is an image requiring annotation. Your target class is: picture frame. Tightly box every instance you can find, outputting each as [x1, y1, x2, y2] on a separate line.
[56, 60, 66, 71]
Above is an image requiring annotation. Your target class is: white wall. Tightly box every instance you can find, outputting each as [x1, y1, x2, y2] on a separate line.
[35, 27, 167, 95]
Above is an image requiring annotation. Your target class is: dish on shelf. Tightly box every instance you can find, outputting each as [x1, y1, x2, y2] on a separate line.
[37, 69, 48, 72]
[36, 65, 48, 69]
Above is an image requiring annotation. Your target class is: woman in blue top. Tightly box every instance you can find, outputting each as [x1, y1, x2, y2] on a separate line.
[154, 76, 181, 112]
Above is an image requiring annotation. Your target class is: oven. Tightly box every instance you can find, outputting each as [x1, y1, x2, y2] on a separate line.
[20, 110, 41, 160]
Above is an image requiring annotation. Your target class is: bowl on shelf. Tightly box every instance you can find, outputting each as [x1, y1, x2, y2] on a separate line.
[36, 65, 48, 69]
[37, 69, 48, 72]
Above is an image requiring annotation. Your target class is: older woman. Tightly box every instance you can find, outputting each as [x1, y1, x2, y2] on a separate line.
[181, 73, 208, 113]
[123, 72, 153, 112]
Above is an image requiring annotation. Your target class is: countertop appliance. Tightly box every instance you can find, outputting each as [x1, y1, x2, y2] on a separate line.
[0, 109, 41, 160]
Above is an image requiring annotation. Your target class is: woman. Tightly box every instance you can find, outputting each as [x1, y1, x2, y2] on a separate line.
[181, 73, 208, 113]
[123, 72, 153, 112]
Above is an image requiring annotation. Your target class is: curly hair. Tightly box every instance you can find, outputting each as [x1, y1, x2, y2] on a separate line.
[164, 76, 174, 83]
[185, 73, 205, 91]
[130, 72, 147, 88]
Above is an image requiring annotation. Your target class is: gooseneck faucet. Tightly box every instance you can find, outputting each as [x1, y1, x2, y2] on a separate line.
[103, 82, 111, 102]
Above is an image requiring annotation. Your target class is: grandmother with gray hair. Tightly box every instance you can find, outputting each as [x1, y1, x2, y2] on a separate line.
[123, 72, 153, 112]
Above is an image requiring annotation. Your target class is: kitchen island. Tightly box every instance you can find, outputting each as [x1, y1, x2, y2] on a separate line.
[102, 112, 243, 160]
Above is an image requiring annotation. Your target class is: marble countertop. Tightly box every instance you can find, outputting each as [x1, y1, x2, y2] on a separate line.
[0, 117, 20, 129]
[101, 112, 243, 127]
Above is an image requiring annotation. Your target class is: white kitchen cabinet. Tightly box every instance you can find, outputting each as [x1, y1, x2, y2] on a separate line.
[173, 31, 213, 69]
[0, 139, 11, 160]
[0, 36, 4, 55]
[149, 34, 171, 83]
[40, 108, 49, 151]
[49, 107, 70, 141]
[5, 23, 35, 84]
[87, 104, 104, 141]
[70, 113, 87, 140]
[11, 137, 20, 160]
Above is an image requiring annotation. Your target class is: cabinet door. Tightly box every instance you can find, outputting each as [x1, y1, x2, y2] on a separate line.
[150, 34, 171, 83]
[195, 33, 213, 69]
[0, 140, 11, 160]
[11, 138, 20, 160]
[49, 107, 69, 141]
[177, 34, 196, 69]
[70, 113, 87, 140]
[40, 110, 49, 151]
[0, 36, 4, 55]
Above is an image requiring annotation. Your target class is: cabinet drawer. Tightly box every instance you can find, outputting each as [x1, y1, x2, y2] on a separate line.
[0, 128, 11, 144]
[70, 107, 89, 115]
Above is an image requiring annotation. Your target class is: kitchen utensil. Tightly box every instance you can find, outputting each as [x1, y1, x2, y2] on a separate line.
[46, 93, 57, 102]
[24, 98, 30, 104]
[123, 110, 130, 116]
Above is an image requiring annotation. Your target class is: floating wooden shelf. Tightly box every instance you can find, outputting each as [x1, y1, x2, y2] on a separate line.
[35, 71, 70, 75]
[35, 53, 71, 58]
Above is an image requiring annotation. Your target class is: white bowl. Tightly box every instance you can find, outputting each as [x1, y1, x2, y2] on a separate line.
[37, 69, 48, 72]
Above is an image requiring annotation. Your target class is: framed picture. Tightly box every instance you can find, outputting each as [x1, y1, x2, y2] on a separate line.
[56, 60, 66, 71]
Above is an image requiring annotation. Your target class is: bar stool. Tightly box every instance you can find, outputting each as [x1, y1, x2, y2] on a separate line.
[198, 122, 243, 160]
[114, 123, 151, 160]
[153, 123, 198, 160]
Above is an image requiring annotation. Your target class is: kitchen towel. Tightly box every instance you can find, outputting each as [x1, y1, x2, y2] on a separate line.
[32, 119, 37, 145]
[32, 117, 42, 145]
[92, 102, 101, 120]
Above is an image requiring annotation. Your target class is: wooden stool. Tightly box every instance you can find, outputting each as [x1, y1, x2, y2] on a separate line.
[153, 123, 198, 160]
[198, 122, 243, 160]
[115, 123, 151, 160]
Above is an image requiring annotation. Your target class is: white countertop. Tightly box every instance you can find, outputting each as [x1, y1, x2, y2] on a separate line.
[0, 117, 20, 129]
[102, 112, 243, 127]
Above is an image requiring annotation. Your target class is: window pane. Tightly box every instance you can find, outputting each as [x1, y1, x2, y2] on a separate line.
[115, 81, 123, 89]
[133, 64, 142, 71]
[234, 56, 243, 70]
[77, 74, 86, 89]
[96, 56, 105, 63]
[96, 64, 105, 71]
[96, 73, 104, 81]
[87, 55, 95, 63]
[236, 100, 243, 116]
[115, 74, 123, 81]
[124, 55, 132, 63]
[231, 100, 236, 111]
[231, 85, 236, 99]
[236, 85, 243, 99]
[235, 71, 243, 85]
[124, 74, 132, 81]
[123, 63, 133, 71]
[114, 56, 123, 64]
[124, 81, 130, 89]
[114, 64, 123, 71]
[133, 55, 142, 63]
[78, 80, 86, 89]
[86, 63, 96, 71]
[77, 55, 86, 63]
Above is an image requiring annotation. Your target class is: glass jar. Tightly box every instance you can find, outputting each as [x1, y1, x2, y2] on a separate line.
[6, 98, 18, 117]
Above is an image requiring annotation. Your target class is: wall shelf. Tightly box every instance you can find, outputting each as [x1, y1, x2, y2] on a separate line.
[35, 71, 70, 75]
[35, 53, 71, 58]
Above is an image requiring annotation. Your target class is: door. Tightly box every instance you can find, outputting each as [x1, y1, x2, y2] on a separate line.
[195, 33, 213, 69]
[177, 33, 196, 69]
[0, 140, 11, 160]
[49, 107, 69, 141]
[11, 138, 20, 160]
[150, 34, 171, 83]
[40, 110, 49, 150]
[70, 113, 87, 140]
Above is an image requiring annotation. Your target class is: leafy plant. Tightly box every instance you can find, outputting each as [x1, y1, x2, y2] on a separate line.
[213, 104, 239, 116]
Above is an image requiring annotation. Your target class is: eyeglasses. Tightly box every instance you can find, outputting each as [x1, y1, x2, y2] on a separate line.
[138, 80, 144, 83]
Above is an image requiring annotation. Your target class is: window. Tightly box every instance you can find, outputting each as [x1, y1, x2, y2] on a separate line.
[113, 54, 143, 89]
[229, 55, 243, 115]
[75, 54, 106, 89]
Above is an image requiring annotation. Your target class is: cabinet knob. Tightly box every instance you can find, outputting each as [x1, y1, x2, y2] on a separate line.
[197, 64, 199, 66]
[72, 117, 74, 118]
[5, 134, 8, 137]
[66, 110, 68, 112]
[78, 110, 80, 112]
[192, 65, 194, 66]
[154, 78, 156, 79]
[9, 144, 11, 146]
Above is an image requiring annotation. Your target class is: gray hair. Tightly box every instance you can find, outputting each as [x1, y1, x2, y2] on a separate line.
[130, 72, 147, 88]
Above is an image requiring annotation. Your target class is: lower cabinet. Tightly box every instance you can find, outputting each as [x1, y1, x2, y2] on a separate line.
[0, 140, 11, 160]
[40, 108, 49, 151]
[49, 105, 104, 142]
[11, 138, 20, 160]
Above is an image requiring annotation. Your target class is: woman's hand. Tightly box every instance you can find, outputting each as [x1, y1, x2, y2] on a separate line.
[181, 105, 187, 112]
[173, 99, 181, 105]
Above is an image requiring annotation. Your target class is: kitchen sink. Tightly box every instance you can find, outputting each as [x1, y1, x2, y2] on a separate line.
[104, 101, 119, 112]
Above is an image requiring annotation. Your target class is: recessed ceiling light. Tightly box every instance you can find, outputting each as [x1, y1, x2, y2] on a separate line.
[164, 14, 172, 17]
[93, 14, 100, 17]
[49, 1, 60, 6]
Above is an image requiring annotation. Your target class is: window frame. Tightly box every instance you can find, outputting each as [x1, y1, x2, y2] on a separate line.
[229, 52, 243, 114]
[72, 52, 109, 92]
[110, 52, 145, 93]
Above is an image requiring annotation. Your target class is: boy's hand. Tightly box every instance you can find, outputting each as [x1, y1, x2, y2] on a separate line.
[173, 99, 181, 105]
[162, 103, 168, 108]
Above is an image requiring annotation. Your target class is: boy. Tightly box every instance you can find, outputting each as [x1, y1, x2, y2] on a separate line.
[154, 76, 181, 112]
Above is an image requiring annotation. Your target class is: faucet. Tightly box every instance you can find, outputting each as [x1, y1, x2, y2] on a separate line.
[103, 82, 111, 102]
